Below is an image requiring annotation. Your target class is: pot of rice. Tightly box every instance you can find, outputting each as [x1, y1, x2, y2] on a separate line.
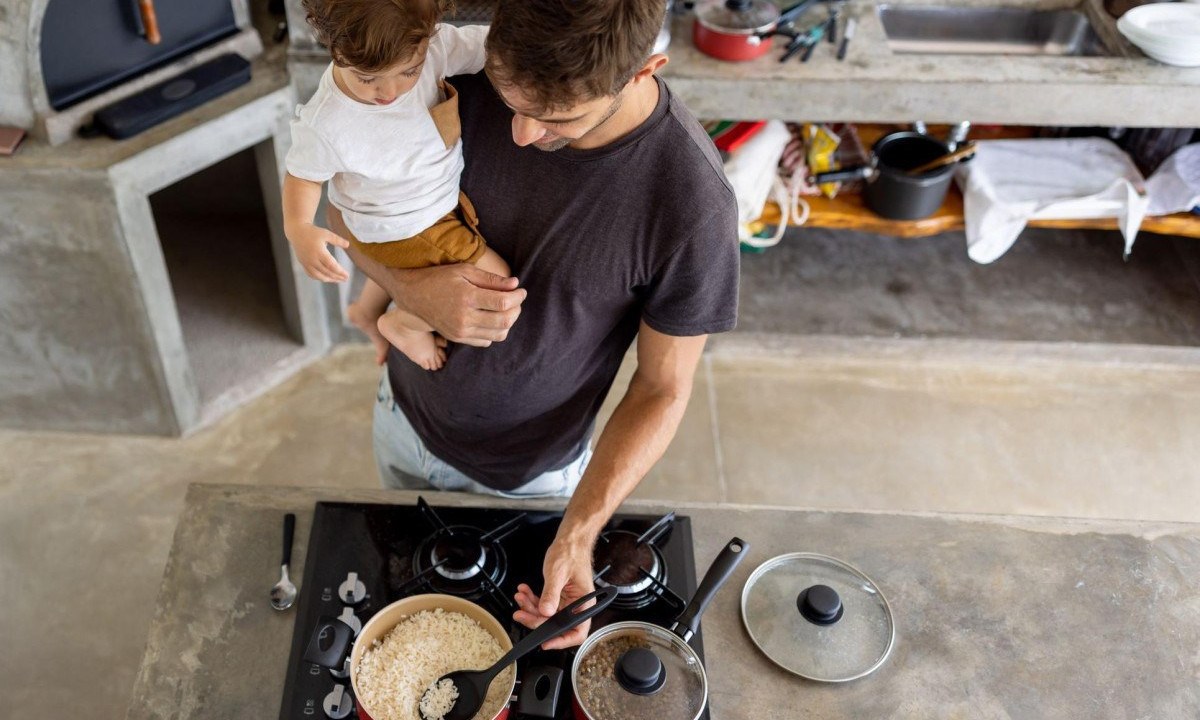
[348, 594, 516, 720]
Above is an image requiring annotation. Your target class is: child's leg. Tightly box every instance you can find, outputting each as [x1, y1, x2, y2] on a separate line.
[474, 247, 511, 278]
[376, 307, 446, 372]
[347, 279, 392, 366]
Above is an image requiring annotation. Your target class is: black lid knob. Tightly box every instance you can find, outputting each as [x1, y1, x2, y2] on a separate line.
[725, 0, 754, 10]
[798, 584, 844, 626]
[615, 648, 666, 695]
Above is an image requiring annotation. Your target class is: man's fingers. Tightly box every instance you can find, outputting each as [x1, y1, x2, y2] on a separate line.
[513, 610, 548, 629]
[539, 568, 567, 617]
[327, 233, 350, 249]
[473, 287, 527, 314]
[462, 264, 520, 291]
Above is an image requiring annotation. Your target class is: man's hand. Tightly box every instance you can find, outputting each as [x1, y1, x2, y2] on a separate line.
[288, 223, 351, 283]
[512, 536, 596, 649]
[383, 263, 526, 347]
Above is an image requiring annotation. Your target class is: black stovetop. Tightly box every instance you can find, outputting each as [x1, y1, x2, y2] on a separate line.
[279, 498, 708, 720]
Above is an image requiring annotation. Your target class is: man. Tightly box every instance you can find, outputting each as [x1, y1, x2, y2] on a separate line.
[342, 0, 740, 648]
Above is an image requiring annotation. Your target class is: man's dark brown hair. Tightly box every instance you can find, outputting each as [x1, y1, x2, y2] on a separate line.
[486, 0, 667, 112]
[303, 0, 451, 73]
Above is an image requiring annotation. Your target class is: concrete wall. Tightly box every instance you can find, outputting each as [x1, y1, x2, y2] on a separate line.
[0, 169, 179, 433]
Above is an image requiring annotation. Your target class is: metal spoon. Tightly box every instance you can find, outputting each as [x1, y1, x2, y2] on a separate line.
[419, 586, 618, 720]
[269, 513, 297, 611]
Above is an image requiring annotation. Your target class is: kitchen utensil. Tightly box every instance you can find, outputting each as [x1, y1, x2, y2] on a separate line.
[907, 141, 976, 175]
[693, 0, 821, 61]
[1117, 3, 1200, 66]
[422, 587, 618, 720]
[945, 121, 971, 153]
[810, 130, 959, 219]
[571, 537, 749, 720]
[836, 17, 856, 60]
[269, 512, 297, 611]
[741, 552, 894, 682]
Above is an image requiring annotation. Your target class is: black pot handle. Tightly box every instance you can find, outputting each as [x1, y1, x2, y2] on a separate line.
[810, 165, 874, 184]
[778, 0, 821, 26]
[303, 616, 355, 669]
[670, 538, 749, 643]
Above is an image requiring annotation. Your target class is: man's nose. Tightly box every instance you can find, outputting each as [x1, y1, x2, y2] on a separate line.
[511, 115, 545, 147]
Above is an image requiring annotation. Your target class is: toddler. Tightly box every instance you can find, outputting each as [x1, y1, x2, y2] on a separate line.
[283, 0, 509, 370]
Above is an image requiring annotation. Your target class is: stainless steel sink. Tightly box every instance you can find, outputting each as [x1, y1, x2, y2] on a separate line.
[877, 5, 1108, 56]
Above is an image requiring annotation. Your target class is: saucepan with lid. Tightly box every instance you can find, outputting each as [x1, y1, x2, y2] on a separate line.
[693, 0, 821, 61]
[570, 537, 749, 720]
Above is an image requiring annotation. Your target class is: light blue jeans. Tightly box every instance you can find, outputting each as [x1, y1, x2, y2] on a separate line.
[373, 370, 590, 499]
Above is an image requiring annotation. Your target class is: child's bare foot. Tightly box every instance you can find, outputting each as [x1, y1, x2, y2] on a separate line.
[347, 301, 390, 365]
[377, 312, 446, 371]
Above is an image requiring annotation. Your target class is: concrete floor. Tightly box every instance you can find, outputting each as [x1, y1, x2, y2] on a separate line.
[6, 226, 1200, 718]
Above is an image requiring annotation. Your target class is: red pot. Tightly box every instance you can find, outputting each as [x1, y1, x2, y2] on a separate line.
[692, 0, 820, 61]
[351, 594, 515, 720]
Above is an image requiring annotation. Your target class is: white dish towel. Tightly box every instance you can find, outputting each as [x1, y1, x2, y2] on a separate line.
[955, 138, 1149, 264]
[1145, 143, 1200, 216]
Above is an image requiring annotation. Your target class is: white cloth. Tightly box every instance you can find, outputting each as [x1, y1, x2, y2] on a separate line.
[723, 120, 792, 246]
[285, 24, 487, 242]
[1145, 143, 1200, 216]
[956, 138, 1150, 264]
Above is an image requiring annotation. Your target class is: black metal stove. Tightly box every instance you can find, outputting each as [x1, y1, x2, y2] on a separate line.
[279, 498, 708, 720]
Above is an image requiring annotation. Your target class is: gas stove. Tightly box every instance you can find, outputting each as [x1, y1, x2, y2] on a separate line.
[279, 498, 708, 719]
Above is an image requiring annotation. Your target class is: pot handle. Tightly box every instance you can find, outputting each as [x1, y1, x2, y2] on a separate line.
[303, 615, 355, 669]
[810, 165, 873, 184]
[670, 537, 749, 644]
[778, 0, 821, 26]
[516, 665, 564, 718]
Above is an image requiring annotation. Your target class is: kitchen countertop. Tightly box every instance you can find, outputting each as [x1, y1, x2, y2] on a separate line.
[126, 483, 1200, 719]
[662, 0, 1200, 126]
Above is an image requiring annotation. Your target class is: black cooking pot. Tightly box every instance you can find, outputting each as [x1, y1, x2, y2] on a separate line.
[811, 131, 961, 220]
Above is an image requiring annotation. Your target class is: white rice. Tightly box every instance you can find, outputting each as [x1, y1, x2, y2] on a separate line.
[356, 608, 512, 720]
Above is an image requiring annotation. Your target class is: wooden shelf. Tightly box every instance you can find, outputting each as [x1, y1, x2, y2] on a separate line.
[760, 124, 1200, 240]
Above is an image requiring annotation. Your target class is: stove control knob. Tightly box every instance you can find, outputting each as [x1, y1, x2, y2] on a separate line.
[338, 572, 367, 605]
[338, 606, 363, 637]
[323, 683, 354, 719]
[329, 656, 352, 680]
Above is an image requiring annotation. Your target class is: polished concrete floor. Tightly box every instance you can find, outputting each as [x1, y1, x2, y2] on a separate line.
[5, 227, 1200, 718]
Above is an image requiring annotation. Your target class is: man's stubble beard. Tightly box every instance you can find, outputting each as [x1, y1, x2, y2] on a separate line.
[532, 95, 624, 153]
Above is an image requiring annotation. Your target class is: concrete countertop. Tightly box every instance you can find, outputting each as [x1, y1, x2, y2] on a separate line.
[662, 0, 1200, 126]
[127, 483, 1200, 719]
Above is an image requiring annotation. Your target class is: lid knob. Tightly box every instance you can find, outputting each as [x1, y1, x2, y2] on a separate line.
[615, 648, 666, 695]
[725, 0, 754, 11]
[797, 584, 844, 626]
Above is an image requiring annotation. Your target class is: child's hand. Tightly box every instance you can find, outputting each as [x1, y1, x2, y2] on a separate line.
[288, 223, 351, 283]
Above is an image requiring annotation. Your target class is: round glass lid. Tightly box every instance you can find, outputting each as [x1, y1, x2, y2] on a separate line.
[741, 552, 895, 682]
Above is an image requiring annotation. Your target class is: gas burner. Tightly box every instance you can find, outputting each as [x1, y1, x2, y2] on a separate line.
[417, 525, 503, 590]
[594, 530, 666, 602]
[431, 531, 489, 580]
[593, 513, 685, 612]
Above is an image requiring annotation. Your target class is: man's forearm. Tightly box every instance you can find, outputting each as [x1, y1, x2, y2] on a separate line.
[343, 242, 417, 313]
[557, 373, 693, 548]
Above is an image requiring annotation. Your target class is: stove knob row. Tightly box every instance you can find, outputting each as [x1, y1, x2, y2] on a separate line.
[323, 683, 354, 719]
[338, 572, 367, 605]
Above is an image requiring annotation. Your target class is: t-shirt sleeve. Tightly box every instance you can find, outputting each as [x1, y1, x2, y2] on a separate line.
[433, 23, 487, 77]
[285, 109, 340, 182]
[641, 202, 741, 337]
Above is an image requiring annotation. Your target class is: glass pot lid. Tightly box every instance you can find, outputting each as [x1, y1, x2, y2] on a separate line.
[572, 622, 708, 720]
[740, 553, 895, 682]
[695, 0, 781, 32]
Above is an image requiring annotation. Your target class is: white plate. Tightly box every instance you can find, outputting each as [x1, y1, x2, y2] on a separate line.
[1120, 3, 1200, 41]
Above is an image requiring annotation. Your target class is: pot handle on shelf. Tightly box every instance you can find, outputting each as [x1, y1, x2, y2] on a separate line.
[810, 165, 874, 185]
[671, 537, 749, 644]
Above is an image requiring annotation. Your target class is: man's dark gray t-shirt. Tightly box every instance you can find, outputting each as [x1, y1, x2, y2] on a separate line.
[386, 72, 740, 491]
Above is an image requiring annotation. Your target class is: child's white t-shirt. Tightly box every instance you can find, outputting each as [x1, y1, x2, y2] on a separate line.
[285, 24, 487, 243]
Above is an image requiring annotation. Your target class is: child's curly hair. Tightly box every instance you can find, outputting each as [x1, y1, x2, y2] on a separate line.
[303, 0, 455, 73]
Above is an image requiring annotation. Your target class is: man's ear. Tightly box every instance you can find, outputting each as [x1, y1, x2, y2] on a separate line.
[631, 53, 669, 85]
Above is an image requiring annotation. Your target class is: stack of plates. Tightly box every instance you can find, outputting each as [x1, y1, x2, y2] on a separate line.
[1117, 3, 1200, 66]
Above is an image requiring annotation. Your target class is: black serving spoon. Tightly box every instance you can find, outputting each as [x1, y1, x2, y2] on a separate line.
[419, 586, 618, 720]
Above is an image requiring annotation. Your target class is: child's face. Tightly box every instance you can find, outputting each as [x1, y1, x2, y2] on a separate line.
[338, 40, 430, 106]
